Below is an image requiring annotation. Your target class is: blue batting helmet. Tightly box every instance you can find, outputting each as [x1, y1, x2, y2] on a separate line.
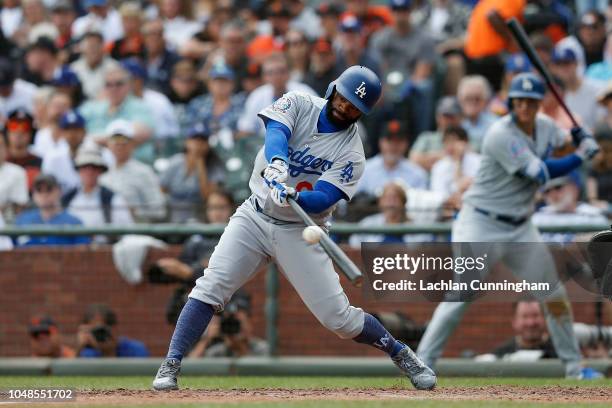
[324, 66, 382, 115]
[507, 73, 545, 101]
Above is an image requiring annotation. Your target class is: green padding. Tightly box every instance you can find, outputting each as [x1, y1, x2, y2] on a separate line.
[49, 358, 233, 376]
[0, 358, 51, 376]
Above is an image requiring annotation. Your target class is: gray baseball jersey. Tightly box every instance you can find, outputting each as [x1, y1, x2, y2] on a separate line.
[463, 114, 566, 217]
[248, 91, 365, 224]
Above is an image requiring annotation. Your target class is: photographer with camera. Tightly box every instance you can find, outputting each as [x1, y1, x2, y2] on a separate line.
[188, 290, 268, 358]
[77, 304, 149, 358]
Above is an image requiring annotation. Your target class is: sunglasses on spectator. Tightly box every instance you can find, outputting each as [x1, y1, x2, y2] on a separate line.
[105, 80, 127, 88]
[30, 330, 51, 339]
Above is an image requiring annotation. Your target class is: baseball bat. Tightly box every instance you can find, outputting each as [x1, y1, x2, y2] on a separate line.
[288, 197, 364, 287]
[506, 18, 580, 128]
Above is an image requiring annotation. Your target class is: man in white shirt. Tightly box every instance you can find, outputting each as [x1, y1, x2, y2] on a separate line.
[0, 58, 37, 124]
[99, 119, 166, 222]
[357, 120, 428, 197]
[63, 147, 133, 242]
[72, 0, 124, 43]
[0, 133, 28, 220]
[237, 53, 316, 137]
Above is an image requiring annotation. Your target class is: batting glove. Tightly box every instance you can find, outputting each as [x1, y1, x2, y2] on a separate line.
[269, 181, 297, 207]
[570, 127, 592, 146]
[576, 137, 600, 161]
[263, 159, 288, 186]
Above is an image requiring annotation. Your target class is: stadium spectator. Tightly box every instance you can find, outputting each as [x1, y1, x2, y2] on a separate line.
[158, 0, 202, 51]
[72, 0, 124, 44]
[334, 14, 381, 77]
[51, 66, 85, 108]
[71, 30, 120, 100]
[77, 304, 149, 358]
[349, 182, 433, 248]
[575, 10, 607, 68]
[4, 109, 41, 191]
[533, 172, 608, 243]
[430, 126, 481, 200]
[550, 46, 603, 132]
[285, 29, 310, 82]
[241, 62, 264, 96]
[121, 58, 179, 141]
[100, 119, 166, 222]
[62, 147, 133, 241]
[160, 123, 224, 223]
[588, 82, 612, 211]
[31, 90, 72, 159]
[316, 2, 342, 41]
[141, 19, 180, 94]
[303, 37, 341, 97]
[0, 57, 37, 121]
[0, 133, 28, 220]
[342, 0, 393, 42]
[14, 173, 90, 246]
[457, 75, 496, 152]
[539, 76, 577, 132]
[108, 2, 145, 61]
[237, 53, 315, 137]
[21, 36, 60, 87]
[41, 110, 89, 192]
[29, 315, 76, 358]
[49, 0, 77, 57]
[357, 120, 428, 197]
[288, 0, 322, 41]
[410, 96, 463, 171]
[80, 65, 154, 164]
[489, 53, 532, 117]
[246, 1, 292, 63]
[0, 0, 22, 41]
[11, 0, 48, 49]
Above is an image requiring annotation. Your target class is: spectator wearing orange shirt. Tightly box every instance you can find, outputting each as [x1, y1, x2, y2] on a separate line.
[342, 0, 393, 43]
[247, 2, 292, 63]
[464, 0, 526, 91]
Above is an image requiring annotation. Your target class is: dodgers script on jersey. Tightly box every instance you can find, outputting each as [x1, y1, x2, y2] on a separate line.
[248, 91, 365, 224]
[463, 114, 566, 218]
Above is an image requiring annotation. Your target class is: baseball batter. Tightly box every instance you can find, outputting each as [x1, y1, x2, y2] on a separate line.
[416, 73, 601, 378]
[153, 66, 436, 391]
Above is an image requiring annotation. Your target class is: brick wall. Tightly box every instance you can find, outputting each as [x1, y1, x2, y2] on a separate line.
[0, 247, 608, 357]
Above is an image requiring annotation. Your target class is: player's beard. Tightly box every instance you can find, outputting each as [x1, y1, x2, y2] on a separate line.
[325, 101, 357, 129]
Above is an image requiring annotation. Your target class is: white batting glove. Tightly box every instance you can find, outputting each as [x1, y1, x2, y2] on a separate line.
[576, 137, 600, 161]
[263, 159, 288, 187]
[269, 181, 296, 207]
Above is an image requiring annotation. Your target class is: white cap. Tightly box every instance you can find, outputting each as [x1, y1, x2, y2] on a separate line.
[106, 119, 135, 139]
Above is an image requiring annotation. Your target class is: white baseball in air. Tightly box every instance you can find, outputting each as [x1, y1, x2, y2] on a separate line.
[302, 226, 323, 244]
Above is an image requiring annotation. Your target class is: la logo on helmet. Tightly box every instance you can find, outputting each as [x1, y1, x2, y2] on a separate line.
[521, 78, 533, 91]
[355, 81, 367, 99]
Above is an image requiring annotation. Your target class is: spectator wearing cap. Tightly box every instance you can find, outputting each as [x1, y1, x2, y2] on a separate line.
[201, 22, 249, 93]
[52, 66, 86, 107]
[31, 91, 72, 160]
[0, 0, 22, 41]
[21, 37, 60, 87]
[430, 125, 480, 199]
[158, 0, 202, 51]
[73, 0, 124, 43]
[79, 65, 154, 163]
[29, 315, 76, 358]
[0, 57, 37, 122]
[246, 1, 292, 63]
[42, 109, 108, 192]
[357, 120, 428, 197]
[335, 14, 381, 77]
[100, 119, 166, 222]
[14, 173, 90, 246]
[62, 147, 133, 242]
[71, 30, 120, 100]
[108, 2, 145, 61]
[121, 58, 179, 141]
[551, 46, 604, 131]
[533, 171, 608, 243]
[410, 96, 463, 171]
[316, 2, 343, 41]
[457, 75, 496, 152]
[285, 29, 311, 82]
[370, 0, 437, 84]
[287, 0, 322, 41]
[576, 10, 607, 68]
[0, 132, 28, 220]
[238, 53, 315, 137]
[489, 53, 532, 117]
[342, 0, 394, 42]
[304, 37, 342, 97]
[160, 123, 224, 222]
[4, 109, 42, 191]
[588, 82, 612, 211]
[141, 19, 180, 94]
[50, 0, 77, 52]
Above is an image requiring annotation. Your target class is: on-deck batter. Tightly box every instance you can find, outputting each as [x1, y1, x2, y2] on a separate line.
[416, 73, 601, 379]
[153, 65, 437, 391]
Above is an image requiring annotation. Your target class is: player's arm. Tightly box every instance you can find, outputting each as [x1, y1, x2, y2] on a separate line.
[296, 181, 345, 213]
[262, 119, 291, 185]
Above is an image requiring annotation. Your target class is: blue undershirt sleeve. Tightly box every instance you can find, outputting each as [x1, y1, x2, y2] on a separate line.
[543, 154, 583, 178]
[296, 180, 346, 213]
[264, 119, 292, 163]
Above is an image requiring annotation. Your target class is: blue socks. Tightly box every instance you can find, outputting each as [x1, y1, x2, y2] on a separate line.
[353, 313, 405, 357]
[167, 298, 215, 360]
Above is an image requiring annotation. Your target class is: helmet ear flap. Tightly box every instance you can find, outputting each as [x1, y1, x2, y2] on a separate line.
[324, 82, 336, 100]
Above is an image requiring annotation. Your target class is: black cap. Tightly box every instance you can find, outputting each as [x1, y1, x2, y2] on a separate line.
[381, 120, 409, 140]
[0, 58, 16, 86]
[29, 315, 57, 334]
[33, 174, 60, 190]
[28, 36, 58, 55]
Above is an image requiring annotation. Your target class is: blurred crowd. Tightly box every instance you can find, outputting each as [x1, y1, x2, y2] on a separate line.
[1, 0, 612, 248]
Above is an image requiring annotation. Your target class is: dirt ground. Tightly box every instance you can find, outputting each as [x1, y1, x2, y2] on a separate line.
[68, 385, 612, 405]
